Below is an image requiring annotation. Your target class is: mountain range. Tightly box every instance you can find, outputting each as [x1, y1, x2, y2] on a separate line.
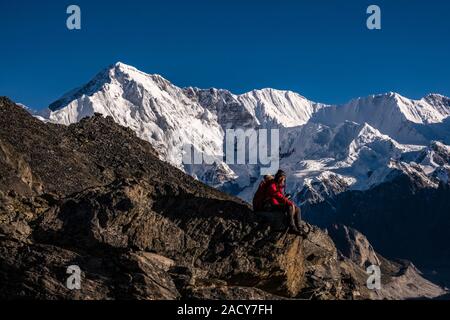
[0, 97, 446, 300]
[20, 61, 450, 287]
[40, 63, 450, 197]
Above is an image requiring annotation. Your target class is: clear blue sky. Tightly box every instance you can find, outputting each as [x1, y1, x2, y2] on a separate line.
[1, 0, 449, 109]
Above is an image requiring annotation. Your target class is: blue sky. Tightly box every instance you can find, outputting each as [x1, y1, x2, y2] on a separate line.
[1, 0, 449, 109]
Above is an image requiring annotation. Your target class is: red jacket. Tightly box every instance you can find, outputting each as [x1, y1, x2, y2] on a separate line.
[265, 181, 293, 207]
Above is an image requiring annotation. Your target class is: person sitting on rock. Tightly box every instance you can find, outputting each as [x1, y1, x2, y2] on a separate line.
[254, 169, 306, 234]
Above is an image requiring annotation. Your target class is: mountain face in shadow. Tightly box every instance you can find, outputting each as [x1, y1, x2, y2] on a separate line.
[303, 170, 450, 267]
[1, 97, 445, 300]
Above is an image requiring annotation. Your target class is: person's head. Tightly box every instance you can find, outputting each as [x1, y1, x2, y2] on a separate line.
[274, 170, 287, 187]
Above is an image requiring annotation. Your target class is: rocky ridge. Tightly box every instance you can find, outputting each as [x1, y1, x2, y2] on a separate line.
[0, 97, 445, 300]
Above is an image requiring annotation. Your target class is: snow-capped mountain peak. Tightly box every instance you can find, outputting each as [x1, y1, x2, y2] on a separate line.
[41, 62, 450, 203]
[238, 88, 328, 127]
[310, 91, 450, 144]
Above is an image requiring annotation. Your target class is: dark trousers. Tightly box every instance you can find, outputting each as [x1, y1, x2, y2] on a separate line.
[265, 203, 302, 231]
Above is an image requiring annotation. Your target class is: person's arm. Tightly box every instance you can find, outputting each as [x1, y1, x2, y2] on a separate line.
[269, 184, 293, 207]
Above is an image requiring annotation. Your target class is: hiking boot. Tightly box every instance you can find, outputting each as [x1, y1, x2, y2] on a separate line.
[291, 222, 311, 238]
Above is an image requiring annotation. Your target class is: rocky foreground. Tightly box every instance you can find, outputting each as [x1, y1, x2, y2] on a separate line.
[0, 97, 446, 300]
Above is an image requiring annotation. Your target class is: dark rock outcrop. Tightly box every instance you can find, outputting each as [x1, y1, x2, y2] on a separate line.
[0, 97, 445, 300]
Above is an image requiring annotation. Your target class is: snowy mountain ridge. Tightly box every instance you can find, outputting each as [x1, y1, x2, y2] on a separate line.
[40, 62, 450, 203]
